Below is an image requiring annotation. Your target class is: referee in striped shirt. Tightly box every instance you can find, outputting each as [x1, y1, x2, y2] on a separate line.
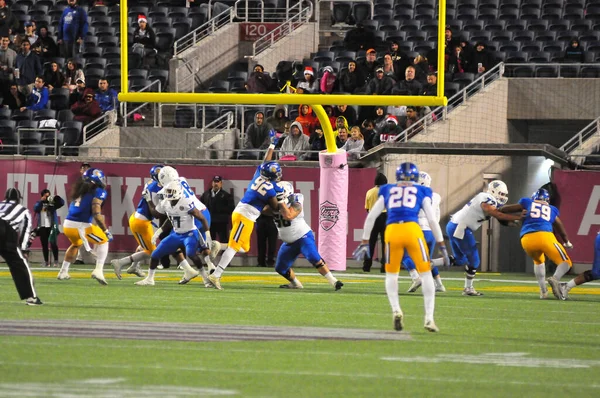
[0, 188, 43, 305]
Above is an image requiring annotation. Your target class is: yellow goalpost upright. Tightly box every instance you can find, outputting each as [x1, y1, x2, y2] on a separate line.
[117, 0, 448, 148]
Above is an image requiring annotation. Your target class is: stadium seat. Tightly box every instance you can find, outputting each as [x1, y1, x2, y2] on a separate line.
[148, 69, 170, 90]
[208, 80, 230, 93]
[560, 65, 580, 78]
[0, 107, 11, 120]
[511, 66, 535, 78]
[332, 3, 351, 24]
[535, 65, 558, 77]
[49, 88, 70, 111]
[521, 42, 541, 52]
[34, 109, 57, 122]
[19, 131, 42, 146]
[452, 72, 475, 86]
[128, 69, 149, 80]
[352, 3, 372, 25]
[99, 36, 119, 48]
[334, 51, 357, 63]
[11, 110, 33, 122]
[199, 106, 221, 126]
[580, 66, 600, 78]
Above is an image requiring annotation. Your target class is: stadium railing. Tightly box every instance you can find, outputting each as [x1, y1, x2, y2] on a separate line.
[560, 116, 600, 166]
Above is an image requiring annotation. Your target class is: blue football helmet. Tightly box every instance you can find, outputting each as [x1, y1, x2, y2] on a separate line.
[83, 168, 106, 188]
[396, 162, 419, 182]
[260, 161, 282, 182]
[150, 164, 164, 182]
[531, 188, 550, 203]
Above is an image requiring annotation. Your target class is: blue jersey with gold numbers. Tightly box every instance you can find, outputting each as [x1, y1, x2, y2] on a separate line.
[519, 197, 559, 238]
[136, 180, 161, 219]
[66, 187, 108, 223]
[240, 166, 280, 212]
[379, 183, 432, 225]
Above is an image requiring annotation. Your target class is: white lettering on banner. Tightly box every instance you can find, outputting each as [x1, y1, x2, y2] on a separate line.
[106, 176, 141, 235]
[44, 174, 69, 226]
[578, 185, 600, 235]
[295, 181, 315, 224]
[7, 173, 39, 208]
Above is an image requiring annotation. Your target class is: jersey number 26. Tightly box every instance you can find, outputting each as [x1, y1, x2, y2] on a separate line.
[388, 186, 418, 209]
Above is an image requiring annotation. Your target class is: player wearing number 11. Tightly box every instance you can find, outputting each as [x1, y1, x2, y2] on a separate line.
[354, 162, 450, 333]
[501, 188, 573, 300]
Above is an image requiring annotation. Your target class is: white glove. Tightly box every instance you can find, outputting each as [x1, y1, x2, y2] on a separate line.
[276, 191, 286, 203]
[142, 188, 152, 202]
[564, 241, 573, 249]
[104, 229, 114, 243]
[440, 245, 450, 268]
[152, 228, 163, 246]
[205, 230, 212, 246]
[352, 243, 370, 261]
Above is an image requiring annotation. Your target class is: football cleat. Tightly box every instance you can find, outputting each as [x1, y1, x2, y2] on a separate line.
[91, 270, 108, 285]
[178, 268, 200, 285]
[547, 277, 564, 300]
[57, 270, 70, 280]
[111, 259, 123, 280]
[462, 287, 483, 296]
[334, 281, 344, 291]
[208, 274, 223, 290]
[560, 283, 569, 300]
[393, 311, 404, 331]
[126, 264, 146, 278]
[135, 278, 155, 286]
[435, 284, 446, 293]
[424, 320, 439, 333]
[279, 282, 303, 289]
[25, 297, 43, 306]
[407, 279, 422, 293]
[540, 289, 549, 299]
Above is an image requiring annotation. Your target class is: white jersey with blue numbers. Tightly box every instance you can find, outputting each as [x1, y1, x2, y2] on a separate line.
[451, 192, 497, 232]
[155, 195, 197, 234]
[418, 192, 441, 231]
[235, 166, 280, 222]
[274, 194, 311, 244]
[179, 177, 207, 212]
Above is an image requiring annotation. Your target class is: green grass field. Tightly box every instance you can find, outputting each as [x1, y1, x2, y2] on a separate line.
[1, 266, 599, 397]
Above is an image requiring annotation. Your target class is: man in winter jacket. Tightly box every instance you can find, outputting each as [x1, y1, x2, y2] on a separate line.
[95, 78, 119, 113]
[20, 76, 48, 112]
[58, 0, 89, 59]
[240, 111, 273, 159]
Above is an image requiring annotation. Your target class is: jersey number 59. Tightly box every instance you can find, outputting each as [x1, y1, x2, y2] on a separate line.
[388, 186, 418, 209]
[529, 202, 551, 221]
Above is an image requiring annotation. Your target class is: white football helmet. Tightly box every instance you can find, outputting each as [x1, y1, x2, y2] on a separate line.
[277, 181, 294, 197]
[158, 166, 179, 187]
[487, 180, 508, 206]
[418, 171, 432, 187]
[163, 180, 183, 201]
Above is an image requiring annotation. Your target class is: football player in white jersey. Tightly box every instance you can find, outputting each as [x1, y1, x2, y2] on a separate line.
[403, 171, 446, 293]
[135, 180, 212, 286]
[446, 180, 522, 296]
[266, 181, 343, 290]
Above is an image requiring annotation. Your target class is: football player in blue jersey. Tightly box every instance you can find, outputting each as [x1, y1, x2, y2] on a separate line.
[208, 144, 294, 290]
[353, 163, 451, 333]
[561, 234, 598, 300]
[111, 164, 164, 280]
[58, 168, 113, 285]
[501, 188, 573, 299]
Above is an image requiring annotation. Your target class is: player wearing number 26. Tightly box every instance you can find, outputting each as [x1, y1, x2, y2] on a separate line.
[501, 188, 573, 300]
[354, 162, 450, 333]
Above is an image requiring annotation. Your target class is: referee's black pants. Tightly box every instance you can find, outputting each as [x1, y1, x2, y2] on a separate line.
[0, 219, 37, 300]
[363, 213, 387, 271]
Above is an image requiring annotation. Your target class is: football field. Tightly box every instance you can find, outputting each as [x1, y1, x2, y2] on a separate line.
[0, 266, 599, 397]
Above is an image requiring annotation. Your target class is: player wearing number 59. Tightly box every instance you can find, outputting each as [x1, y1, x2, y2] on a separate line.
[501, 188, 572, 300]
[354, 162, 450, 333]
[209, 144, 294, 290]
[58, 168, 113, 285]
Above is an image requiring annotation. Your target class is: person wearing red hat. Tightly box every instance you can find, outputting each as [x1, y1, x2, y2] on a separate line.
[132, 14, 157, 67]
[372, 114, 403, 146]
[296, 66, 319, 94]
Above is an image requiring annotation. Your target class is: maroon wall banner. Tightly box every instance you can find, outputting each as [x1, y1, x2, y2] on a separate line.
[0, 160, 376, 258]
[554, 169, 600, 263]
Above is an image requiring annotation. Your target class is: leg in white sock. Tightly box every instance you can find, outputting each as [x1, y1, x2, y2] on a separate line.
[534, 263, 547, 292]
[553, 262, 571, 281]
[385, 273, 401, 313]
[214, 247, 237, 278]
[420, 272, 435, 323]
[94, 243, 108, 272]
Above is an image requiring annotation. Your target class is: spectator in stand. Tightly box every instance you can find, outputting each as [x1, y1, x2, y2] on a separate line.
[336, 127, 349, 148]
[333, 115, 349, 136]
[389, 41, 411, 81]
[68, 77, 85, 106]
[1, 83, 26, 110]
[63, 59, 84, 93]
[71, 88, 102, 125]
[402, 106, 426, 137]
[365, 66, 395, 95]
[246, 64, 274, 93]
[338, 60, 363, 93]
[447, 43, 467, 76]
[308, 124, 326, 160]
[360, 119, 376, 150]
[343, 23, 375, 52]
[334, 104, 357, 126]
[469, 42, 494, 75]
[296, 67, 319, 94]
[422, 72, 437, 96]
[95, 78, 118, 113]
[200, 176, 235, 245]
[44, 61, 65, 91]
[564, 39, 585, 63]
[23, 22, 38, 46]
[132, 15, 157, 67]
[279, 121, 310, 160]
[320, 66, 337, 94]
[58, 0, 89, 59]
[343, 126, 364, 160]
[372, 106, 387, 132]
[20, 76, 49, 112]
[274, 121, 290, 150]
[382, 54, 398, 81]
[240, 111, 272, 159]
[266, 105, 289, 134]
[413, 54, 430, 83]
[0, 35, 16, 91]
[295, 104, 318, 136]
[445, 27, 459, 55]
[33, 189, 65, 268]
[33, 26, 59, 62]
[357, 48, 380, 89]
[15, 41, 42, 95]
[322, 105, 337, 128]
[372, 115, 403, 146]
[392, 65, 422, 96]
[0, 0, 18, 35]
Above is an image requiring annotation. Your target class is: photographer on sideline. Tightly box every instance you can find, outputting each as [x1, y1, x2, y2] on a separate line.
[33, 189, 65, 267]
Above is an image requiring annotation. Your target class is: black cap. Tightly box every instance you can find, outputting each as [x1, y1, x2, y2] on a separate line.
[212, 175, 222, 182]
[81, 162, 91, 168]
